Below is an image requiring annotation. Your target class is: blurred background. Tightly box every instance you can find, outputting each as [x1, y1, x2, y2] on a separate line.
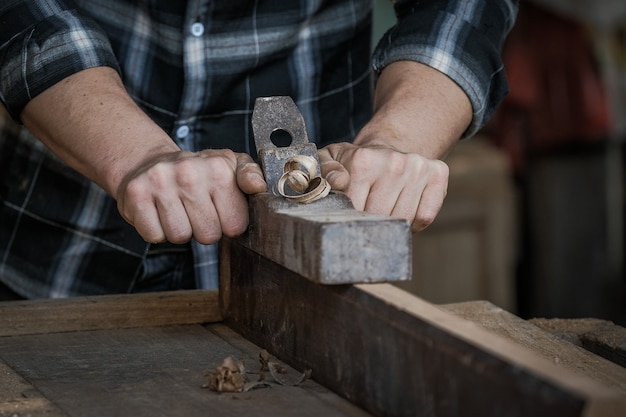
[375, 0, 626, 325]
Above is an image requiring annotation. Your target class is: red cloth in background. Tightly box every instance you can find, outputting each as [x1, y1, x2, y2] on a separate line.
[488, 2, 613, 174]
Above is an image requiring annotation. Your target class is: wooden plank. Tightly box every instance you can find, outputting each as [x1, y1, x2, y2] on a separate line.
[240, 192, 411, 284]
[0, 289, 221, 337]
[219, 239, 626, 417]
[247, 96, 410, 284]
[442, 301, 626, 391]
[0, 323, 369, 417]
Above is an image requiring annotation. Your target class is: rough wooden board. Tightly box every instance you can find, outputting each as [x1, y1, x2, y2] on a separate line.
[0, 358, 66, 417]
[220, 240, 626, 417]
[0, 289, 221, 337]
[441, 301, 626, 392]
[0, 324, 369, 417]
[240, 192, 411, 284]
[529, 317, 626, 368]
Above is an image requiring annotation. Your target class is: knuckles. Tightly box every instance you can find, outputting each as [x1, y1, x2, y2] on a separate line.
[116, 149, 248, 247]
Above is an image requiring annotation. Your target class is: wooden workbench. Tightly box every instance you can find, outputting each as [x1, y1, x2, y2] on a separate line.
[1, 195, 625, 416]
[0, 291, 368, 417]
[1, 272, 625, 415]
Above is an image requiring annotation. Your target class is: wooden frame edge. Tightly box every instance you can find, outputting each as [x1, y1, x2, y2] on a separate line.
[220, 239, 626, 417]
[0, 289, 221, 337]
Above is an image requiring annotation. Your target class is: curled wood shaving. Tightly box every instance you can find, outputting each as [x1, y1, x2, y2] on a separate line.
[203, 356, 246, 392]
[259, 349, 312, 387]
[277, 155, 331, 204]
[268, 362, 312, 387]
[203, 349, 311, 393]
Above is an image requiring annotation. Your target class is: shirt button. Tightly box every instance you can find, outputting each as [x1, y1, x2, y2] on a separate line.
[190, 22, 205, 37]
[176, 125, 190, 139]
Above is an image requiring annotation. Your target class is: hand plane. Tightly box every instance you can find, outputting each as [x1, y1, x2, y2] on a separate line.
[236, 96, 411, 285]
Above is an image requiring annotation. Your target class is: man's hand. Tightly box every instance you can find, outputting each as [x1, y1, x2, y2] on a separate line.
[319, 143, 448, 232]
[21, 67, 266, 245]
[116, 150, 266, 245]
[318, 60, 472, 231]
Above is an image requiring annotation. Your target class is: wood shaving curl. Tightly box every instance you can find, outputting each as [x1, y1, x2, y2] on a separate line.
[277, 155, 331, 204]
[203, 349, 311, 393]
[259, 349, 312, 387]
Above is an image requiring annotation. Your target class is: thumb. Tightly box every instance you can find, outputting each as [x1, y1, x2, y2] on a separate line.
[318, 147, 350, 191]
[235, 153, 267, 194]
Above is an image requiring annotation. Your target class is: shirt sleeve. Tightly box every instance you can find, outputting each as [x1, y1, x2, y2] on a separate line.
[372, 0, 519, 138]
[0, 0, 121, 121]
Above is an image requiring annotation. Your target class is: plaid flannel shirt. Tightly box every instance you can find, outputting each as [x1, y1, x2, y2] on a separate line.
[0, 0, 517, 298]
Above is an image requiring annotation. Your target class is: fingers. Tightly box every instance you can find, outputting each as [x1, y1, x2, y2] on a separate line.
[118, 163, 185, 244]
[235, 153, 267, 194]
[117, 143, 448, 246]
[201, 152, 250, 241]
[360, 150, 409, 215]
[118, 186, 169, 244]
[409, 160, 448, 231]
[318, 146, 350, 190]
[321, 142, 449, 231]
[369, 156, 448, 232]
[117, 150, 265, 245]
[174, 154, 225, 243]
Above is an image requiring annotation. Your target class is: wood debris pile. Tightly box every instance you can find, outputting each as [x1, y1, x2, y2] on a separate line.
[203, 349, 312, 393]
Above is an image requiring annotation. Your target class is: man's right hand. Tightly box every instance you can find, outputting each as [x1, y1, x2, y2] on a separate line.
[116, 149, 266, 245]
[21, 67, 266, 245]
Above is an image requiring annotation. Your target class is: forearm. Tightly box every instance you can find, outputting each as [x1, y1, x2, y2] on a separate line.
[371, 1, 517, 140]
[354, 60, 472, 159]
[20, 67, 179, 197]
